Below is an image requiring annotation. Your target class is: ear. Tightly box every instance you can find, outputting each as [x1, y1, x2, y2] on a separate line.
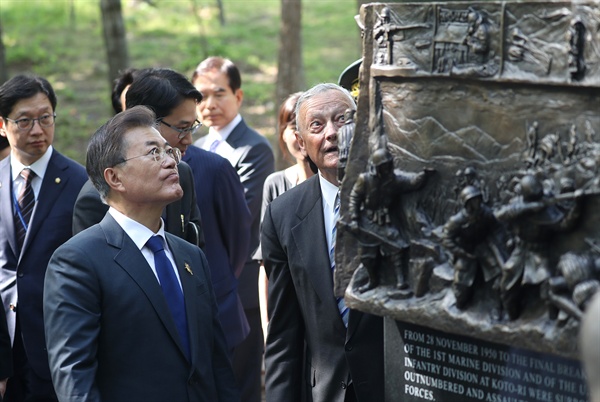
[295, 131, 307, 158]
[103, 167, 126, 194]
[234, 88, 244, 107]
[0, 118, 6, 137]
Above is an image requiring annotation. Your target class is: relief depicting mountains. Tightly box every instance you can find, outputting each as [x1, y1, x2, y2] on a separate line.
[384, 111, 524, 165]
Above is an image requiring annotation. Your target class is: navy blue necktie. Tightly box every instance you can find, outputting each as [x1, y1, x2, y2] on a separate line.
[146, 235, 191, 359]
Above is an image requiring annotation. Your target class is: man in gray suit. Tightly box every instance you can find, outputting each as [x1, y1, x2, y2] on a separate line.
[44, 106, 239, 402]
[261, 84, 384, 402]
[192, 56, 274, 402]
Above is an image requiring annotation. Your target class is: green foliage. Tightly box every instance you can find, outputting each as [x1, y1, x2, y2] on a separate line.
[1, 0, 361, 164]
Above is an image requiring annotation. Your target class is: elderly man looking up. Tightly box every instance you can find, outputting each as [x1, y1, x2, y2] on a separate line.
[261, 83, 384, 402]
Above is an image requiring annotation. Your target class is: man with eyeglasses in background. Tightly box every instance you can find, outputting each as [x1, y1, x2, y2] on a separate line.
[44, 105, 239, 401]
[0, 74, 88, 402]
[73, 71, 205, 249]
[192, 57, 274, 402]
[85, 67, 252, 358]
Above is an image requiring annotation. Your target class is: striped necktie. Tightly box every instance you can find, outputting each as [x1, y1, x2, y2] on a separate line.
[14, 168, 36, 251]
[330, 191, 349, 327]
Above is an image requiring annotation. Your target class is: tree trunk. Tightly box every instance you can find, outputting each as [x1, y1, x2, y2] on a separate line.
[276, 0, 304, 106]
[0, 19, 7, 84]
[275, 0, 304, 169]
[69, 0, 76, 30]
[100, 0, 130, 88]
[216, 0, 226, 26]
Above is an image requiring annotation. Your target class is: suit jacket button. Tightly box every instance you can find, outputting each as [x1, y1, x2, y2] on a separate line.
[341, 381, 347, 389]
[345, 344, 353, 351]
[17, 272, 24, 278]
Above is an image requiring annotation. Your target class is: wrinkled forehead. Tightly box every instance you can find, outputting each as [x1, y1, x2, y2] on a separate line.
[300, 91, 352, 120]
[123, 125, 165, 149]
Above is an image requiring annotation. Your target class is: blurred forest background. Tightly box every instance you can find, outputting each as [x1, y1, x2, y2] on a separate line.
[0, 0, 364, 166]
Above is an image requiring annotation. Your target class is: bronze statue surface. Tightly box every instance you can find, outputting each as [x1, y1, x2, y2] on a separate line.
[336, 1, 600, 360]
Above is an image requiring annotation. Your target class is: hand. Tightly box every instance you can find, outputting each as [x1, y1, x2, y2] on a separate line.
[349, 220, 359, 234]
[458, 250, 476, 260]
[0, 378, 7, 400]
[386, 227, 399, 239]
[527, 201, 545, 212]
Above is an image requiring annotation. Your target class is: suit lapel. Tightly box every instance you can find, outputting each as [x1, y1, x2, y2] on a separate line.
[21, 152, 71, 256]
[0, 158, 18, 258]
[224, 119, 245, 148]
[224, 120, 247, 167]
[101, 215, 189, 360]
[291, 176, 336, 306]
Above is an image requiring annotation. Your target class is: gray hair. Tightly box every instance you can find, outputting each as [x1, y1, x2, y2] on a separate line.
[294, 83, 355, 135]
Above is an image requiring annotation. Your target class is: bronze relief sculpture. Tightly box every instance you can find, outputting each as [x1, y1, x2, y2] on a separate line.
[336, 1, 600, 360]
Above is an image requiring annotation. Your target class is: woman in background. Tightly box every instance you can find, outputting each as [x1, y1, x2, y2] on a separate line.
[263, 92, 314, 205]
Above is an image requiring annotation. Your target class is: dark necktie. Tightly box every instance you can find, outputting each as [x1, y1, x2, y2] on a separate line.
[146, 235, 191, 359]
[330, 192, 349, 327]
[14, 168, 36, 251]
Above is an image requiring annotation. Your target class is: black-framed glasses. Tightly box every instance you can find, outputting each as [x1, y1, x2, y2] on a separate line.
[4, 113, 56, 130]
[116, 146, 182, 166]
[157, 118, 202, 139]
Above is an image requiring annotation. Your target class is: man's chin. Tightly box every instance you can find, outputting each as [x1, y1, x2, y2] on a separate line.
[167, 187, 184, 202]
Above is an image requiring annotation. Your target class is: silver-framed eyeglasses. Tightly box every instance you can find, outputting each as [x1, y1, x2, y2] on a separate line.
[157, 118, 202, 139]
[117, 146, 182, 166]
[4, 113, 56, 130]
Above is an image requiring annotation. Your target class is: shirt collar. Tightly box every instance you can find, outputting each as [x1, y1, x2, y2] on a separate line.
[108, 207, 167, 251]
[11, 145, 53, 181]
[208, 113, 242, 142]
[319, 173, 339, 213]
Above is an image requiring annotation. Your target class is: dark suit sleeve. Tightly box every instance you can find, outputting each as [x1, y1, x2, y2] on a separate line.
[180, 162, 205, 249]
[0, 292, 12, 380]
[44, 242, 102, 402]
[72, 180, 108, 235]
[215, 160, 252, 278]
[261, 204, 305, 402]
[193, 248, 241, 402]
[252, 173, 277, 261]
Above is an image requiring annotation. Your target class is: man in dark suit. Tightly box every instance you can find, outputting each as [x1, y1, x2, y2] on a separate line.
[0, 74, 88, 402]
[73, 69, 204, 249]
[261, 84, 384, 402]
[192, 56, 275, 402]
[127, 68, 252, 353]
[44, 105, 239, 401]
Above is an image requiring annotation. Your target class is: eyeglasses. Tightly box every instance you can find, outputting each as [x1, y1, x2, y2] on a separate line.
[158, 118, 202, 139]
[116, 146, 182, 166]
[4, 113, 56, 131]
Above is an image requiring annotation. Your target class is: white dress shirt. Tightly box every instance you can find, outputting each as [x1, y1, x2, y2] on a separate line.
[108, 207, 183, 290]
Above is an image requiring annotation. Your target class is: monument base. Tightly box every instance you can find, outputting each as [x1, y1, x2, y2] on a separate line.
[385, 318, 589, 402]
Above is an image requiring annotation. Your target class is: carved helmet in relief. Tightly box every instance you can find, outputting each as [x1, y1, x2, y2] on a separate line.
[460, 185, 482, 205]
[520, 175, 544, 201]
[371, 148, 393, 167]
